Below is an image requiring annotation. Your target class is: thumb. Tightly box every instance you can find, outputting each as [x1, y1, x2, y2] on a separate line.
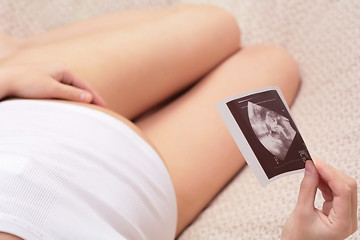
[51, 81, 93, 103]
[296, 160, 319, 211]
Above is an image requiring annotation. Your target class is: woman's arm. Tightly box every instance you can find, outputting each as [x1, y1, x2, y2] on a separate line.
[282, 159, 358, 240]
[0, 63, 106, 106]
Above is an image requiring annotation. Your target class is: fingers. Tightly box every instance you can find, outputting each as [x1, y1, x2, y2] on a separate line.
[313, 158, 357, 233]
[353, 187, 358, 233]
[295, 160, 319, 211]
[318, 177, 333, 202]
[49, 63, 106, 106]
[50, 80, 93, 103]
[1, 62, 106, 105]
[60, 68, 106, 107]
[352, 186, 358, 234]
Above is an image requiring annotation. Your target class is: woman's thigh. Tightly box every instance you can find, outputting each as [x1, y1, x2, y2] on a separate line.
[1, 4, 193, 60]
[1, 5, 240, 119]
[135, 45, 301, 235]
[20, 4, 197, 48]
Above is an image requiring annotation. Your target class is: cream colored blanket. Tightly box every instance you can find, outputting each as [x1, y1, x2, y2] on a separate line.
[1, 0, 359, 239]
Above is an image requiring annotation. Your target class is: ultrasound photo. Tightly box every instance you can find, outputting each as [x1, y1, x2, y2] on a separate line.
[248, 102, 296, 162]
[216, 87, 311, 186]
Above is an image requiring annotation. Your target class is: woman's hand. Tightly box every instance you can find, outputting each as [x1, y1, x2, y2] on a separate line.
[0, 63, 106, 106]
[282, 159, 358, 240]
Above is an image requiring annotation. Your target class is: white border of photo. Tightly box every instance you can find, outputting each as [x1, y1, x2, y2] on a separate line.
[215, 86, 305, 186]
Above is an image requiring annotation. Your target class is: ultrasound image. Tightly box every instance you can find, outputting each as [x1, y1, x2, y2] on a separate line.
[248, 102, 296, 161]
[219, 88, 312, 181]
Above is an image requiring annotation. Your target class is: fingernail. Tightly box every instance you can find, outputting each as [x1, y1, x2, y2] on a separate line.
[313, 158, 326, 171]
[313, 157, 319, 166]
[305, 160, 313, 175]
[80, 92, 90, 101]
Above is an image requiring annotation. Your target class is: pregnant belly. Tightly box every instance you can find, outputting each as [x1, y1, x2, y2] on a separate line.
[5, 98, 165, 165]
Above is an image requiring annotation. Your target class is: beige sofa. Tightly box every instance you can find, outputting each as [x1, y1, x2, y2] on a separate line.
[1, 0, 359, 239]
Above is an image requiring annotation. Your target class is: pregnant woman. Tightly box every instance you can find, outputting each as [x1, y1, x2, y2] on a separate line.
[0, 4, 357, 240]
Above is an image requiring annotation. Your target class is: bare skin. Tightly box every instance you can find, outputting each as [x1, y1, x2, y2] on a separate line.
[0, 4, 301, 238]
[0, 233, 22, 240]
[0, 4, 240, 119]
[0, 33, 18, 59]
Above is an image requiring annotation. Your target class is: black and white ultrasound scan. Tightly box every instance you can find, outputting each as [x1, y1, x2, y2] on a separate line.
[216, 86, 311, 186]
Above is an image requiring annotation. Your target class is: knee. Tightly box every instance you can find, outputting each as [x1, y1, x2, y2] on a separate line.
[205, 5, 240, 45]
[186, 4, 241, 50]
[230, 45, 300, 105]
[259, 45, 301, 105]
[239, 44, 300, 81]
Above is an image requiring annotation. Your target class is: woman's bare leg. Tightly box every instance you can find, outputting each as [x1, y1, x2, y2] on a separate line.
[1, 5, 240, 119]
[135, 45, 301, 235]
[20, 4, 196, 48]
[1, 4, 197, 59]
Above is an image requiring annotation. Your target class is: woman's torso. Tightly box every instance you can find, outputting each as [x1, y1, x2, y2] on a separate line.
[36, 99, 163, 158]
[0, 99, 177, 240]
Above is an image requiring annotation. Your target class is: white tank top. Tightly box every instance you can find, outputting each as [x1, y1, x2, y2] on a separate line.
[0, 100, 177, 240]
